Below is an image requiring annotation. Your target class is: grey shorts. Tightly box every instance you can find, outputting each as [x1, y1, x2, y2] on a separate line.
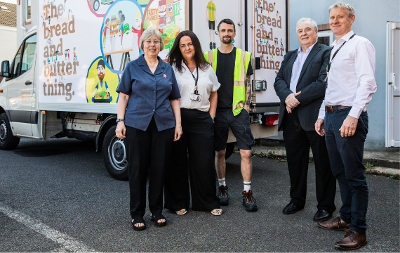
[214, 109, 255, 151]
[209, 20, 215, 30]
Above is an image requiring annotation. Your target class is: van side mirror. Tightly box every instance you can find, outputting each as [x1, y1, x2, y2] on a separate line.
[1, 61, 10, 77]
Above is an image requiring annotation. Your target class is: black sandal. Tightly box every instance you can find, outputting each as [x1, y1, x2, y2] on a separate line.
[150, 213, 167, 227]
[131, 218, 146, 231]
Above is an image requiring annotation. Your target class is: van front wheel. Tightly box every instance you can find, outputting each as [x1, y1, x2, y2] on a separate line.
[102, 125, 128, 180]
[0, 113, 20, 150]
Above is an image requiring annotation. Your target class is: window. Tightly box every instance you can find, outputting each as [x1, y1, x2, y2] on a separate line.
[10, 34, 37, 78]
[11, 44, 23, 78]
[318, 31, 333, 46]
[26, 0, 31, 21]
[21, 34, 37, 74]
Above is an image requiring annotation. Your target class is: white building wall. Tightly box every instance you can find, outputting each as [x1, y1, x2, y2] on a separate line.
[0, 25, 17, 62]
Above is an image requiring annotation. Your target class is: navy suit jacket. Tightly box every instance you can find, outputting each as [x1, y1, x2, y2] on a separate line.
[274, 42, 331, 131]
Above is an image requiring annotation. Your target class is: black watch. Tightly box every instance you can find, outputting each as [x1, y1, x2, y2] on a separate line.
[116, 119, 125, 123]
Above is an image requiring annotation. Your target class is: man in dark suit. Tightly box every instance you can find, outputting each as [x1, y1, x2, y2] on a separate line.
[274, 18, 336, 221]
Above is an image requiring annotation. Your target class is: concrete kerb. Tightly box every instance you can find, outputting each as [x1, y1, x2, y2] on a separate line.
[248, 145, 400, 179]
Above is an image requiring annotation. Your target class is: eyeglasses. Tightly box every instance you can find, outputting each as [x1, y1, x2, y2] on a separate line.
[97, 66, 105, 71]
[144, 40, 160, 45]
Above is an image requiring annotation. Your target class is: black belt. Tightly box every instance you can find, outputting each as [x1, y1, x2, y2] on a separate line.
[325, 105, 351, 113]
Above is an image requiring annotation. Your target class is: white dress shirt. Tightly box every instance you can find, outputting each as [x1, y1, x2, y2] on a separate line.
[173, 63, 220, 112]
[290, 42, 317, 93]
[318, 31, 377, 119]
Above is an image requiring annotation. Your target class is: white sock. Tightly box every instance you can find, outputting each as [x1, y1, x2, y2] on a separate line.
[218, 178, 226, 186]
[244, 181, 251, 192]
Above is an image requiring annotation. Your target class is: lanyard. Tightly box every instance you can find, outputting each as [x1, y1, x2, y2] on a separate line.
[327, 34, 356, 73]
[184, 62, 199, 92]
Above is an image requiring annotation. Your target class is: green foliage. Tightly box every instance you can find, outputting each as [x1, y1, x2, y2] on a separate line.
[390, 174, 400, 180]
[363, 162, 374, 169]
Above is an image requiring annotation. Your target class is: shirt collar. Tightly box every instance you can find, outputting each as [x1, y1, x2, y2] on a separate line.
[138, 54, 163, 65]
[298, 41, 317, 54]
[332, 30, 354, 46]
[138, 54, 166, 74]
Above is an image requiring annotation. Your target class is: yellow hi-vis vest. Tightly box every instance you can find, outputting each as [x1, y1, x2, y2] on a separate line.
[204, 48, 252, 116]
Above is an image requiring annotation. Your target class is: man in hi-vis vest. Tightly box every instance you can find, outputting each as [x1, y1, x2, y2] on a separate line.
[204, 19, 257, 212]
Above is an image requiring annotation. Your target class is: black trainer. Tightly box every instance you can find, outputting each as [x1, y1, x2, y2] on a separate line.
[242, 190, 258, 212]
[218, 185, 230, 206]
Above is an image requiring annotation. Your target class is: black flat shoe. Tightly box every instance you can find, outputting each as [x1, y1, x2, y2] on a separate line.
[313, 209, 332, 221]
[282, 202, 304, 214]
[150, 214, 167, 227]
[131, 218, 146, 231]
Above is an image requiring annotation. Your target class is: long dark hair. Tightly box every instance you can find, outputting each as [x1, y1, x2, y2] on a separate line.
[167, 30, 209, 73]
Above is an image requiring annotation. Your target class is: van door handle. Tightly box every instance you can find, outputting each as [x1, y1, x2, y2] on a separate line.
[25, 80, 32, 85]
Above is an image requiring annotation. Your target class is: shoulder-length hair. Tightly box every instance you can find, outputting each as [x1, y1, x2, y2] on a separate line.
[167, 30, 209, 73]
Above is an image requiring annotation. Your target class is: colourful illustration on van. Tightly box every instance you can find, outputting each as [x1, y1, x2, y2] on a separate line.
[87, 0, 150, 17]
[87, 0, 115, 17]
[86, 57, 119, 103]
[142, 0, 181, 52]
[206, 0, 216, 50]
[100, 0, 143, 73]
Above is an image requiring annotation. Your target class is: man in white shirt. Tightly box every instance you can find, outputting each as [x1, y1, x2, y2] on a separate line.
[315, 2, 377, 251]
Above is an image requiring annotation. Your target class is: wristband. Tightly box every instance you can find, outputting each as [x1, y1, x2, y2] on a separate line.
[116, 118, 125, 123]
[211, 116, 215, 120]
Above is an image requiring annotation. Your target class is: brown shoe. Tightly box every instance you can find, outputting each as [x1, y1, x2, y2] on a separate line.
[335, 229, 367, 250]
[317, 216, 350, 231]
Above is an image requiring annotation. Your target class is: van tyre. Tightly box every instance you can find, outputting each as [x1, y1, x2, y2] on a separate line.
[103, 125, 128, 180]
[0, 113, 20, 150]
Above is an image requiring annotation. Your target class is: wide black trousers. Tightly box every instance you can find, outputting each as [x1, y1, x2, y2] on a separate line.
[125, 118, 174, 219]
[283, 109, 336, 212]
[164, 109, 220, 211]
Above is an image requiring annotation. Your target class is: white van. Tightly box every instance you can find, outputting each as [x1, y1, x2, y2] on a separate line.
[0, 0, 286, 180]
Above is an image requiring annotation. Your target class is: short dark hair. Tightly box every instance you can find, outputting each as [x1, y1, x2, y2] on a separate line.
[167, 30, 209, 73]
[97, 59, 105, 68]
[218, 18, 236, 31]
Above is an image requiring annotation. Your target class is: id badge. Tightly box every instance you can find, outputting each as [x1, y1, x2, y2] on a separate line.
[190, 93, 202, 102]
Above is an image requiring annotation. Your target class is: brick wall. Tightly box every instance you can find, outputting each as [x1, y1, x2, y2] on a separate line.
[0, 1, 17, 28]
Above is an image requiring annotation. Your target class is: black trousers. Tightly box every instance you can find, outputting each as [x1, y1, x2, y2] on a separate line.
[164, 109, 220, 211]
[125, 118, 174, 219]
[282, 109, 336, 212]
